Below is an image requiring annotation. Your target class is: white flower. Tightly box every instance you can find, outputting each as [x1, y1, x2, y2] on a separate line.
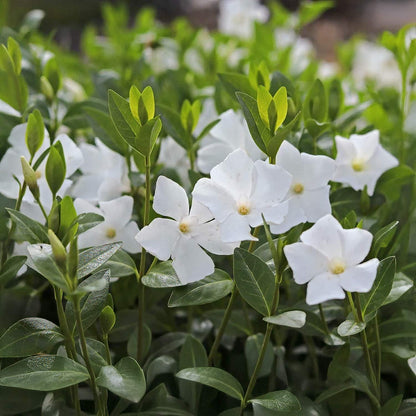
[333, 130, 398, 196]
[136, 176, 237, 284]
[71, 138, 130, 203]
[143, 38, 179, 74]
[0, 124, 83, 210]
[74, 196, 140, 253]
[284, 214, 379, 305]
[218, 0, 269, 39]
[196, 109, 265, 174]
[270, 141, 335, 234]
[193, 149, 292, 243]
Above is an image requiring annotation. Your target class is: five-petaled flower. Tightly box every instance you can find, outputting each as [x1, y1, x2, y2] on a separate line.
[333, 130, 398, 196]
[284, 214, 379, 305]
[135, 176, 238, 284]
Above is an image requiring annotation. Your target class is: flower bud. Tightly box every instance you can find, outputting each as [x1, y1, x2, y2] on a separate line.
[100, 305, 116, 335]
[20, 156, 40, 200]
[48, 229, 67, 272]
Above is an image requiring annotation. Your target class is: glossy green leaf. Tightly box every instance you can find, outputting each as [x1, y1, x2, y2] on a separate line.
[6, 209, 48, 244]
[371, 221, 398, 257]
[0, 256, 27, 286]
[142, 261, 182, 288]
[249, 390, 301, 412]
[147, 355, 177, 385]
[337, 320, 366, 337]
[383, 272, 413, 305]
[218, 72, 257, 102]
[264, 310, 306, 328]
[97, 249, 137, 278]
[380, 394, 402, 416]
[176, 367, 244, 400]
[245, 334, 274, 378]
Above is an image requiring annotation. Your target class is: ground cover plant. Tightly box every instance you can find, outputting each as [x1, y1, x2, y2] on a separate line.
[0, 0, 416, 415]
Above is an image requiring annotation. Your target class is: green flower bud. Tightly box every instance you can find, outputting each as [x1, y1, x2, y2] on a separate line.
[100, 305, 116, 335]
[20, 156, 39, 200]
[48, 229, 67, 272]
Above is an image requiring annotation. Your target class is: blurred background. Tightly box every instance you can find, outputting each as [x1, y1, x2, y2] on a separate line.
[2, 0, 416, 60]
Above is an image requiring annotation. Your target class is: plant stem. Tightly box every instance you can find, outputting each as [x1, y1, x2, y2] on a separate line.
[136, 154, 152, 364]
[374, 315, 382, 392]
[208, 287, 238, 365]
[319, 303, 330, 336]
[73, 295, 104, 415]
[400, 69, 409, 163]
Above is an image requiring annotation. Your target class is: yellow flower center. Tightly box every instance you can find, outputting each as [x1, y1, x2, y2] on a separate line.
[35, 170, 42, 179]
[293, 183, 304, 194]
[106, 228, 117, 238]
[179, 222, 190, 233]
[330, 259, 345, 275]
[238, 203, 250, 216]
[351, 158, 365, 172]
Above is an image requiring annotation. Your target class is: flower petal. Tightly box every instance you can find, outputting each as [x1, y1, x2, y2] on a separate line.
[306, 273, 345, 305]
[300, 153, 335, 189]
[71, 174, 103, 201]
[269, 197, 305, 234]
[56, 134, 84, 177]
[339, 228, 373, 266]
[299, 186, 332, 222]
[153, 176, 189, 221]
[300, 214, 343, 259]
[172, 237, 215, 284]
[77, 223, 110, 249]
[335, 135, 357, 163]
[220, 212, 255, 243]
[275, 140, 303, 179]
[351, 130, 380, 161]
[116, 221, 141, 253]
[189, 199, 213, 223]
[197, 142, 234, 174]
[100, 196, 134, 229]
[74, 198, 102, 216]
[339, 259, 380, 292]
[135, 218, 180, 261]
[284, 242, 329, 284]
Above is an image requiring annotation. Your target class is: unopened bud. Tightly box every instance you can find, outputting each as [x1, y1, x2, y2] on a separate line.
[20, 156, 40, 200]
[100, 305, 116, 335]
[48, 229, 67, 272]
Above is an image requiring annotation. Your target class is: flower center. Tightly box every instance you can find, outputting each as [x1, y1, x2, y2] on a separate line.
[106, 227, 117, 238]
[179, 222, 190, 233]
[293, 183, 304, 194]
[330, 259, 346, 275]
[351, 158, 365, 172]
[237, 203, 251, 216]
[35, 170, 42, 179]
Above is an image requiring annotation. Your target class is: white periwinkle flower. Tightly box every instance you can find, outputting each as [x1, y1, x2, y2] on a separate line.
[74, 196, 140, 253]
[271, 141, 335, 234]
[333, 130, 398, 196]
[193, 148, 292, 243]
[71, 138, 130, 203]
[197, 109, 265, 174]
[136, 176, 238, 284]
[218, 0, 269, 39]
[284, 214, 379, 305]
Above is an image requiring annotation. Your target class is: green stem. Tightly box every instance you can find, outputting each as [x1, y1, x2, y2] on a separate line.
[374, 315, 382, 392]
[319, 303, 330, 336]
[208, 287, 238, 365]
[103, 334, 112, 365]
[247, 227, 260, 252]
[400, 70, 409, 163]
[35, 196, 49, 222]
[73, 296, 104, 415]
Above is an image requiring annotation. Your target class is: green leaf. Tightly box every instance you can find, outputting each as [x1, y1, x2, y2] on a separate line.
[236, 92, 269, 154]
[315, 382, 355, 403]
[168, 269, 234, 307]
[97, 357, 146, 403]
[337, 320, 366, 337]
[142, 261, 182, 288]
[6, 209, 49, 243]
[245, 334, 274, 378]
[380, 394, 402, 416]
[298, 1, 334, 28]
[147, 355, 177, 385]
[249, 390, 301, 412]
[45, 144, 66, 196]
[179, 336, 208, 412]
[25, 110, 44, 159]
[43, 58, 61, 94]
[303, 79, 327, 123]
[360, 257, 395, 317]
[64, 212, 105, 245]
[97, 249, 137, 278]
[0, 318, 63, 357]
[176, 367, 244, 400]
[371, 221, 398, 257]
[264, 310, 306, 328]
[376, 165, 415, 201]
[77, 242, 122, 278]
[157, 103, 190, 150]
[145, 333, 188, 368]
[27, 244, 68, 291]
[383, 272, 413, 305]
[134, 117, 162, 157]
[0, 356, 89, 390]
[233, 248, 275, 316]
[218, 72, 257, 102]
[0, 387, 44, 415]
[0, 256, 27, 286]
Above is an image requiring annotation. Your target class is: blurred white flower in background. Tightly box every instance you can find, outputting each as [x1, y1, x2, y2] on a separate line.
[218, 0, 269, 39]
[271, 141, 335, 234]
[197, 109, 265, 174]
[193, 148, 292, 243]
[143, 38, 179, 74]
[136, 176, 237, 283]
[284, 214, 379, 305]
[71, 138, 130, 203]
[333, 130, 398, 196]
[74, 195, 140, 253]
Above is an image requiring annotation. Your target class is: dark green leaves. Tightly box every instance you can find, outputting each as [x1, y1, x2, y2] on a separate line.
[0, 356, 88, 390]
[249, 390, 301, 412]
[233, 248, 275, 316]
[97, 357, 146, 403]
[142, 261, 182, 288]
[6, 209, 48, 244]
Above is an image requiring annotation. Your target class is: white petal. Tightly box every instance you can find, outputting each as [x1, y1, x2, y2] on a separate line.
[332, 163, 375, 193]
[300, 214, 343, 259]
[339, 259, 380, 292]
[56, 134, 84, 177]
[135, 218, 180, 261]
[117, 221, 141, 253]
[284, 242, 329, 284]
[275, 140, 303, 179]
[20, 201, 45, 223]
[351, 130, 380, 161]
[300, 153, 335, 189]
[79, 143, 102, 174]
[306, 273, 345, 305]
[251, 160, 292, 205]
[220, 212, 255, 243]
[77, 223, 111, 249]
[250, 200, 289, 228]
[192, 220, 239, 255]
[192, 178, 235, 222]
[269, 197, 305, 234]
[335, 136, 356, 164]
[210, 110, 245, 147]
[189, 199, 213, 223]
[300, 187, 332, 223]
[97, 177, 124, 201]
[210, 148, 254, 200]
[71, 175, 103, 201]
[153, 176, 189, 221]
[99, 196, 134, 229]
[339, 227, 373, 266]
[197, 142, 234, 174]
[172, 237, 215, 284]
[74, 198, 102, 216]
